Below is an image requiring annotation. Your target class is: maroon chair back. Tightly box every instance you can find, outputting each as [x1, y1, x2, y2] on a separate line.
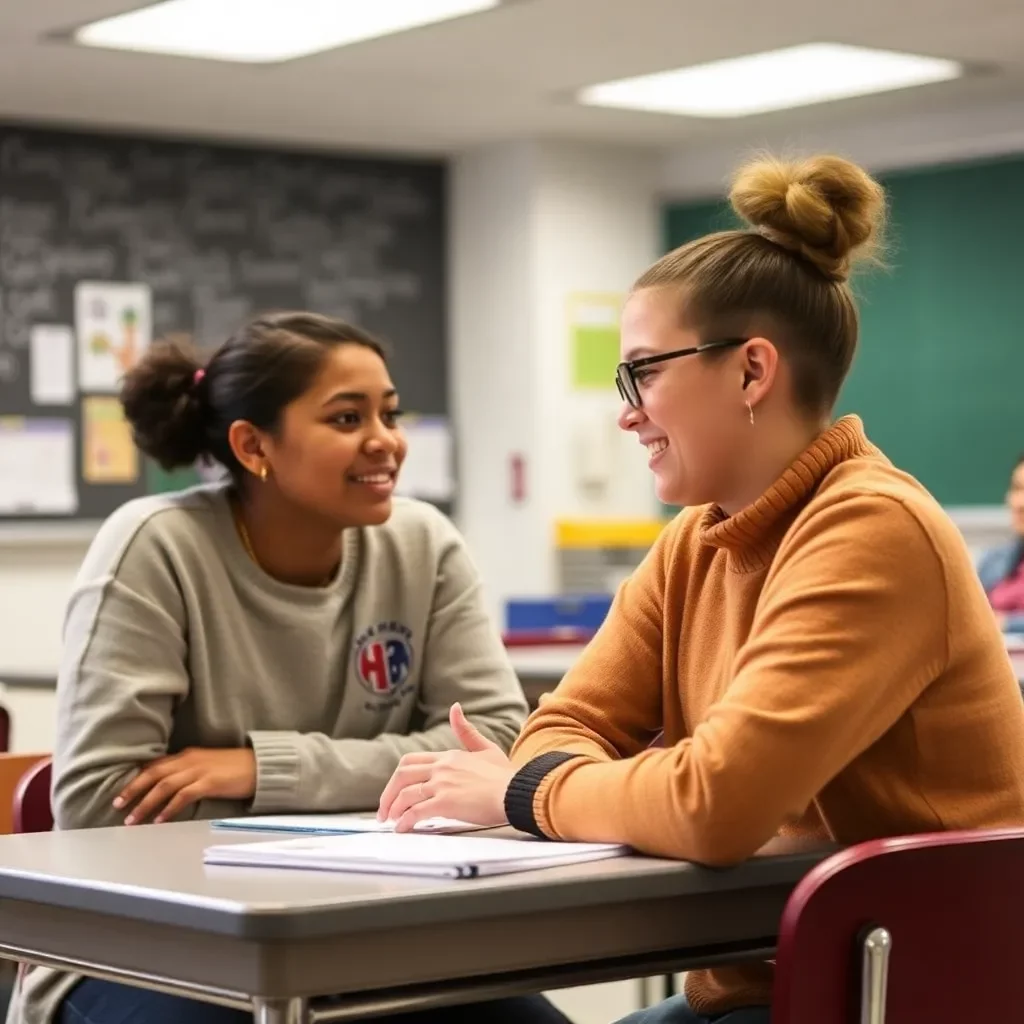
[773, 827, 1024, 1023]
[0, 705, 10, 753]
[13, 757, 53, 834]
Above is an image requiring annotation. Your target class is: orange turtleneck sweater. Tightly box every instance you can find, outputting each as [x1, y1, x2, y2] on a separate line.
[505, 416, 1024, 1015]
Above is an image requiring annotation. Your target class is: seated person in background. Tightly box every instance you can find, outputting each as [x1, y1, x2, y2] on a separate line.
[978, 454, 1024, 633]
[10, 312, 570, 1024]
[378, 154, 1024, 1024]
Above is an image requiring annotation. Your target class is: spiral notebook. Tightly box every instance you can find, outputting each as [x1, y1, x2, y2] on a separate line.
[203, 831, 630, 879]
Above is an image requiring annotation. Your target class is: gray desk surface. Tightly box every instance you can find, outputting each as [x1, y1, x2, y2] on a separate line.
[0, 822, 829, 940]
[0, 822, 834, 1011]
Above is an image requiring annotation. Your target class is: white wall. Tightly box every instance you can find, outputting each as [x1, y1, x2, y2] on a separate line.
[0, 538, 77, 677]
[448, 142, 552, 623]
[532, 143, 662, 524]
[450, 140, 662, 624]
[0, 534, 82, 750]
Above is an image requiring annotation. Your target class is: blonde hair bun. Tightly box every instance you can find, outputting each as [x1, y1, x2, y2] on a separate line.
[729, 154, 886, 282]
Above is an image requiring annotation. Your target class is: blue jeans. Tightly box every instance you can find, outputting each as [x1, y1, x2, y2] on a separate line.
[59, 979, 573, 1024]
[617, 995, 770, 1024]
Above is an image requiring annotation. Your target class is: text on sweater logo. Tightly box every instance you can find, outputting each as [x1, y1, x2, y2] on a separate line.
[353, 621, 414, 696]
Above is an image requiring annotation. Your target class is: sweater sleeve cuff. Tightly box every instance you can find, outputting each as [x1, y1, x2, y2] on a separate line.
[504, 751, 580, 838]
[247, 730, 303, 813]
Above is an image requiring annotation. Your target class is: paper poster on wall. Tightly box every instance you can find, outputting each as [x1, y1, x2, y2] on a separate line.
[29, 324, 75, 406]
[83, 396, 138, 484]
[0, 417, 77, 515]
[75, 282, 152, 393]
[394, 415, 454, 502]
[568, 293, 623, 391]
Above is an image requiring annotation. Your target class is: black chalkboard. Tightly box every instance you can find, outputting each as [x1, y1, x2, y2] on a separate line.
[0, 125, 447, 523]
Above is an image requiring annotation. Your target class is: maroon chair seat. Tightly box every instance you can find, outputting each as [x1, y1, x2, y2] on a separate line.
[13, 757, 52, 834]
[773, 827, 1024, 1023]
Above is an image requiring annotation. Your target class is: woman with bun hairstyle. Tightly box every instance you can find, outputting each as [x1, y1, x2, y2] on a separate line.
[377, 155, 1024, 1023]
[12, 312, 571, 1024]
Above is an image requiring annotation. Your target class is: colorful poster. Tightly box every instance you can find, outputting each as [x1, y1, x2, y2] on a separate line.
[0, 417, 77, 515]
[75, 282, 152, 393]
[83, 396, 138, 484]
[568, 293, 623, 391]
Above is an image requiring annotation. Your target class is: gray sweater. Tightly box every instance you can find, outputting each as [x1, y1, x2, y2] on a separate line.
[11, 482, 527, 1023]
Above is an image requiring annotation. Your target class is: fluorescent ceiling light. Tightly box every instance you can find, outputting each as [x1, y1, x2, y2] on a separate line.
[74, 0, 501, 64]
[578, 43, 963, 119]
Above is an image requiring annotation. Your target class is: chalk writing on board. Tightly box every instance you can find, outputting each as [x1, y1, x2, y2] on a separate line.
[193, 287, 251, 343]
[0, 135, 64, 181]
[0, 350, 16, 384]
[0, 125, 447, 523]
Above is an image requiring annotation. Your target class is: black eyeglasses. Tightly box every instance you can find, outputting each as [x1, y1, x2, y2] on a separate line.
[615, 338, 748, 409]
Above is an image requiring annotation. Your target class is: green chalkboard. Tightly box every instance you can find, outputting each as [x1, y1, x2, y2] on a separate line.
[663, 155, 1024, 505]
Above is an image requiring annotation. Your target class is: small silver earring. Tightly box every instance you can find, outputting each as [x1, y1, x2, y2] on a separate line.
[745, 401, 755, 427]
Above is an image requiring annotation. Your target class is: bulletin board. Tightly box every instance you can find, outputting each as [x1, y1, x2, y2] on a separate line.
[0, 124, 450, 525]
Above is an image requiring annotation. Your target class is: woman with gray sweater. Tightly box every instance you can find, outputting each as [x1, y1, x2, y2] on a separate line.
[9, 312, 568, 1024]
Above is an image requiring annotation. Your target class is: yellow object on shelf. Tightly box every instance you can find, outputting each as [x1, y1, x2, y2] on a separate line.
[555, 519, 666, 550]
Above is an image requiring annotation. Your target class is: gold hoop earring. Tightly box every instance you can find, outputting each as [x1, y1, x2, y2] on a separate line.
[745, 401, 755, 427]
[259, 465, 268, 483]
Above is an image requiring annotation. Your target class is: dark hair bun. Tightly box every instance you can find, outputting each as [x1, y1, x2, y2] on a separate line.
[730, 154, 886, 281]
[120, 335, 208, 470]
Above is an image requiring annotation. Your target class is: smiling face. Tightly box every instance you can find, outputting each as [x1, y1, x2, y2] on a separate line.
[259, 343, 408, 528]
[616, 288, 760, 508]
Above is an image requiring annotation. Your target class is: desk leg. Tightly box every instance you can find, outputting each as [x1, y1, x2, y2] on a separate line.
[252, 997, 307, 1023]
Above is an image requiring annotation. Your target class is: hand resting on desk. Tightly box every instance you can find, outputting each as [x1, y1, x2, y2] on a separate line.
[113, 747, 257, 825]
[378, 703, 513, 832]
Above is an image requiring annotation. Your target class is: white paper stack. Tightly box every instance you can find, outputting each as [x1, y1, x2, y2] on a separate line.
[203, 831, 630, 879]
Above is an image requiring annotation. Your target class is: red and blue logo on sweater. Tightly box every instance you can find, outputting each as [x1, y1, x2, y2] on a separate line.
[354, 621, 414, 698]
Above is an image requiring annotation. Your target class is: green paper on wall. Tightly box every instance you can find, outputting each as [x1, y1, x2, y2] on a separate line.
[569, 293, 623, 390]
[572, 324, 620, 389]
